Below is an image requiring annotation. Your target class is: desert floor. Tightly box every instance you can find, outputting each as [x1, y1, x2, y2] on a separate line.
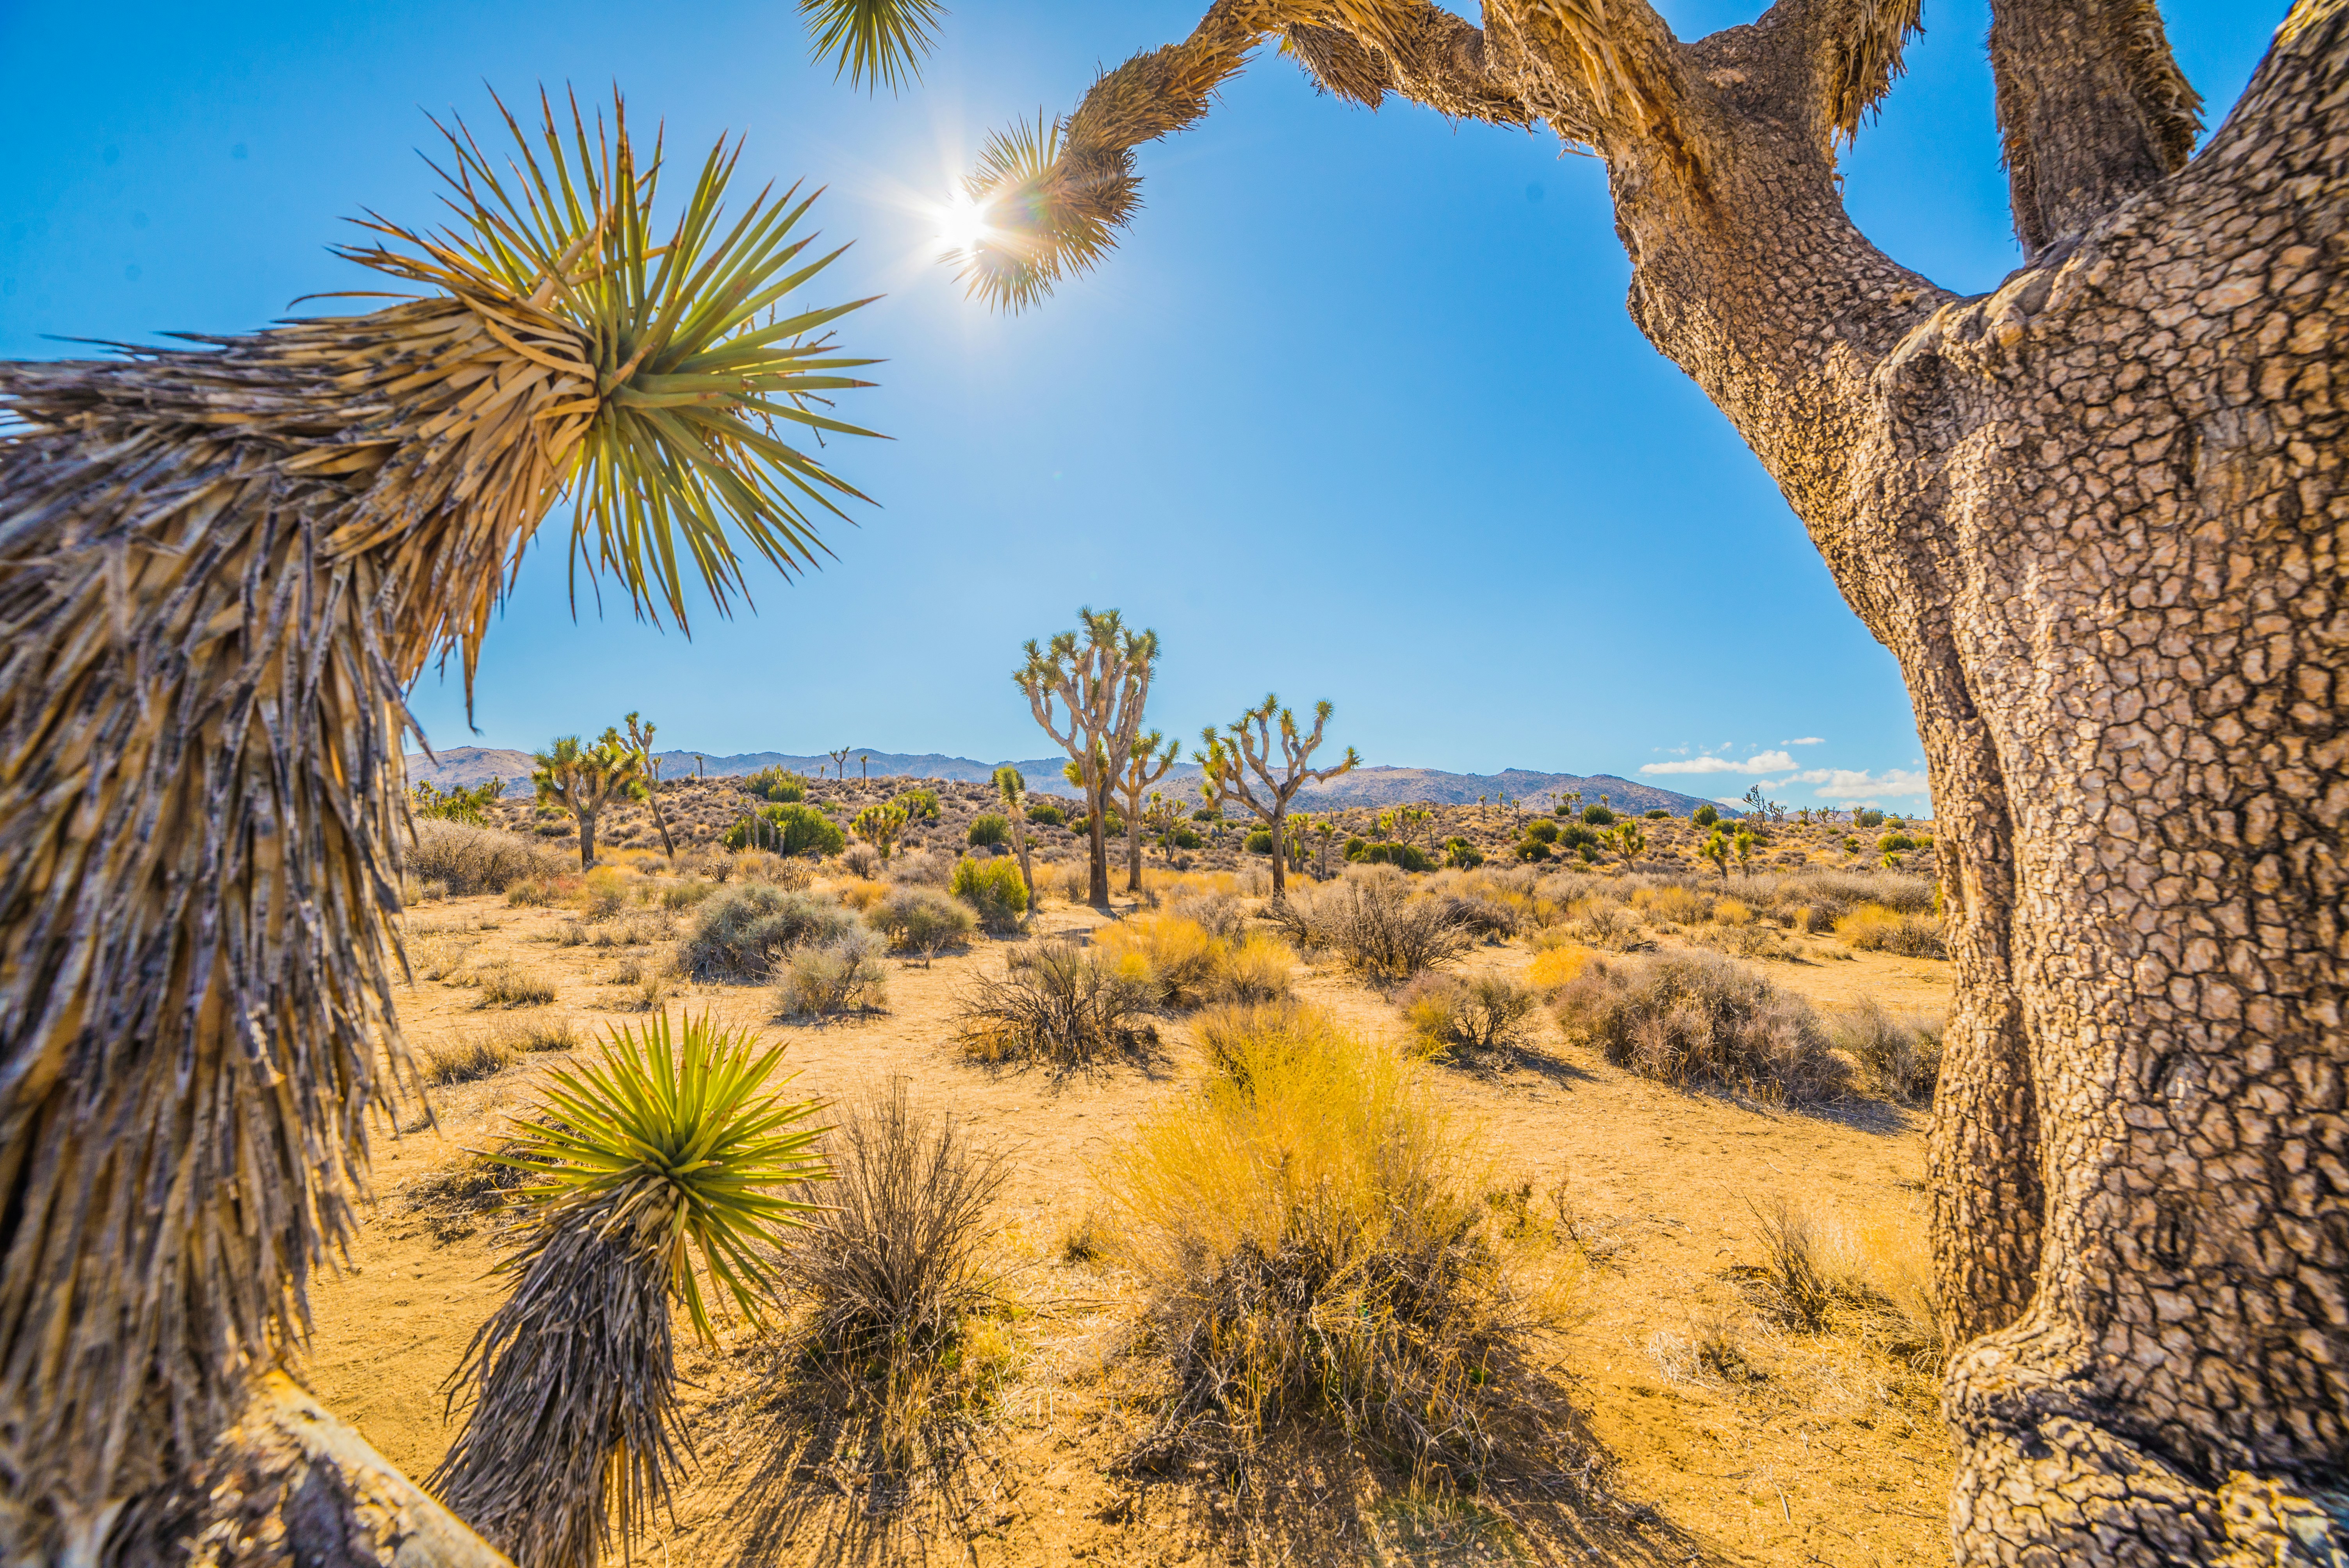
[306, 875, 1956, 1568]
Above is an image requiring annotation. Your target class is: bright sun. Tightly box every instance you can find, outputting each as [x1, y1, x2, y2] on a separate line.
[935, 192, 989, 256]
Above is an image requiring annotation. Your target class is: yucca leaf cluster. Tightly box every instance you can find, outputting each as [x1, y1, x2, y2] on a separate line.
[436, 1014, 827, 1567]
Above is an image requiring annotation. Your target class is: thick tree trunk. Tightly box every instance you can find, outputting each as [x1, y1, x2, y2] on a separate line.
[1086, 776, 1111, 909]
[1265, 806, 1288, 897]
[1002, 0, 2348, 1555]
[1567, 2, 2349, 1555]
[576, 809, 598, 871]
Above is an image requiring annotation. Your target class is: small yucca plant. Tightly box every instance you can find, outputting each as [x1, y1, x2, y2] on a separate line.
[433, 1012, 828, 1568]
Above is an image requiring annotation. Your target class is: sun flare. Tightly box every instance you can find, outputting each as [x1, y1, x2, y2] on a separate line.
[934, 191, 989, 257]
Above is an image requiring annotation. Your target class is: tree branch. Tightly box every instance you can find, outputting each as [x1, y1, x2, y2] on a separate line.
[1987, 0, 2203, 257]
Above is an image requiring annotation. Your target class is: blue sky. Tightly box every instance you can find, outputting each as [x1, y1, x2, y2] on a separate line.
[0, 0, 2275, 809]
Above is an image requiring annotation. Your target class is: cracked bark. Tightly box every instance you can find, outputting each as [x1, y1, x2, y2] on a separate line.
[993, 0, 2348, 1557]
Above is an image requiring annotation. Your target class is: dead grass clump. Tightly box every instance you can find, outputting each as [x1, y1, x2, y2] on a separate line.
[1398, 972, 1544, 1062]
[867, 885, 977, 961]
[1632, 884, 1710, 927]
[660, 878, 717, 911]
[1835, 902, 1949, 958]
[776, 1082, 1011, 1472]
[579, 866, 632, 921]
[405, 1147, 535, 1244]
[775, 928, 891, 1019]
[1093, 916, 1297, 1009]
[408, 818, 561, 894]
[1216, 931, 1296, 1004]
[733, 849, 816, 890]
[1168, 890, 1244, 940]
[403, 930, 479, 982]
[1105, 1003, 1573, 1478]
[1551, 951, 1850, 1103]
[415, 1033, 519, 1085]
[1525, 943, 1595, 992]
[955, 939, 1158, 1068]
[888, 849, 954, 887]
[1265, 874, 1473, 981]
[839, 842, 884, 879]
[1831, 999, 1946, 1104]
[469, 962, 557, 1009]
[685, 886, 855, 980]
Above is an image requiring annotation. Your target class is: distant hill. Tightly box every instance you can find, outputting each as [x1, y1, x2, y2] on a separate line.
[405, 744, 1735, 816]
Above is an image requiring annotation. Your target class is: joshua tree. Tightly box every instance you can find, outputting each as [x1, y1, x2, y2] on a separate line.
[0, 93, 880, 1560]
[1614, 820, 1647, 869]
[951, 6, 2349, 1555]
[829, 746, 852, 780]
[1698, 831, 1731, 884]
[994, 765, 1037, 902]
[1015, 608, 1160, 909]
[861, 753, 871, 779]
[1198, 695, 1358, 898]
[624, 712, 677, 860]
[852, 802, 908, 861]
[1312, 817, 1340, 878]
[1733, 828, 1759, 878]
[534, 731, 649, 872]
[436, 1014, 827, 1568]
[1112, 731, 1182, 892]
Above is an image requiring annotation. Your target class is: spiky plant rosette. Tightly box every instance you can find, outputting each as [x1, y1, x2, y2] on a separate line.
[434, 1012, 827, 1568]
[0, 87, 878, 1552]
[800, 0, 946, 92]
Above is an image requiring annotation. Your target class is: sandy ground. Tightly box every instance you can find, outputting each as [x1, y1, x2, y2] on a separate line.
[305, 879, 1956, 1567]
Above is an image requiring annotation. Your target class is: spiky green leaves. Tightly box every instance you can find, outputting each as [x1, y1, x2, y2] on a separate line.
[800, 0, 946, 93]
[955, 113, 1139, 313]
[496, 1012, 830, 1342]
[346, 91, 883, 634]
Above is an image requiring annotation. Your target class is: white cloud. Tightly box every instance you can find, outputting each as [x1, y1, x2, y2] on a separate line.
[1783, 767, 1933, 802]
[1640, 750, 1796, 776]
[1781, 736, 1824, 746]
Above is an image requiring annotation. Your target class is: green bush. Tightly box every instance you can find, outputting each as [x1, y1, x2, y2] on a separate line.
[1558, 822, 1600, 850]
[1359, 841, 1432, 872]
[1580, 804, 1616, 826]
[1171, 827, 1205, 850]
[1442, 837, 1483, 870]
[685, 886, 856, 980]
[1644, 808, 1669, 820]
[950, 856, 1030, 932]
[1878, 832, 1919, 853]
[745, 765, 808, 803]
[1692, 804, 1720, 828]
[1190, 808, 1220, 823]
[1514, 840, 1551, 862]
[1524, 819, 1560, 845]
[968, 813, 1011, 848]
[1344, 836, 1370, 861]
[1026, 801, 1066, 827]
[724, 802, 846, 857]
[895, 787, 942, 823]
[1855, 808, 1886, 829]
[868, 885, 977, 959]
[1245, 829, 1276, 855]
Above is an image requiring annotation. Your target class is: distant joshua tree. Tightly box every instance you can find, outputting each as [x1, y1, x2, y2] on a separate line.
[1016, 608, 1160, 909]
[624, 712, 677, 860]
[1115, 730, 1181, 892]
[994, 766, 1036, 903]
[1198, 695, 1357, 898]
[829, 746, 852, 781]
[535, 731, 651, 871]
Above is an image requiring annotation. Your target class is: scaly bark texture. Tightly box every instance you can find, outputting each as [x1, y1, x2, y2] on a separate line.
[978, 0, 2347, 1558]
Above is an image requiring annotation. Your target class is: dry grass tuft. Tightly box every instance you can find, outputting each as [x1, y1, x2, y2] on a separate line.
[775, 1081, 1012, 1476]
[684, 886, 856, 980]
[408, 818, 562, 895]
[868, 885, 978, 962]
[955, 939, 1158, 1069]
[1830, 999, 1946, 1105]
[1093, 914, 1296, 1009]
[467, 962, 557, 1009]
[1398, 972, 1545, 1062]
[1834, 902, 1948, 957]
[1551, 951, 1850, 1103]
[1264, 872, 1474, 981]
[1104, 1003, 1576, 1479]
[775, 928, 891, 1019]
[415, 1034, 519, 1085]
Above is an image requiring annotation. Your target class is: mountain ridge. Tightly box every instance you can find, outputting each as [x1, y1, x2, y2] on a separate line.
[405, 745, 1739, 816]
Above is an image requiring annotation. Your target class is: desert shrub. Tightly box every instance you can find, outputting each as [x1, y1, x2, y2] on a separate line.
[1105, 1003, 1565, 1475]
[1568, 894, 1635, 947]
[1513, 839, 1551, 863]
[1025, 800, 1066, 827]
[1266, 875, 1474, 981]
[1551, 951, 1851, 1103]
[1169, 890, 1244, 941]
[1524, 819, 1560, 846]
[889, 848, 954, 887]
[1713, 897, 1753, 926]
[1217, 932, 1296, 1005]
[1580, 804, 1616, 826]
[776, 928, 891, 1020]
[745, 765, 808, 802]
[469, 962, 556, 1009]
[1357, 840, 1433, 872]
[1556, 822, 1600, 851]
[1244, 828, 1275, 855]
[415, 1033, 519, 1085]
[967, 813, 1011, 848]
[868, 885, 977, 960]
[1692, 804, 1719, 828]
[840, 841, 883, 879]
[1436, 894, 1517, 941]
[1835, 902, 1948, 957]
[684, 885, 855, 980]
[724, 801, 845, 857]
[1526, 944, 1593, 991]
[408, 819, 560, 895]
[730, 850, 814, 891]
[955, 940, 1158, 1067]
[1399, 973, 1543, 1060]
[1831, 999, 1946, 1105]
[658, 878, 715, 912]
[1094, 914, 1223, 1005]
[1636, 884, 1709, 926]
[1733, 1199, 1941, 1367]
[895, 787, 942, 822]
[949, 855, 1029, 932]
[1443, 837, 1484, 870]
[579, 866, 630, 921]
[1643, 808, 1669, 820]
[504, 874, 572, 907]
[1855, 808, 1886, 829]
[776, 1081, 1010, 1470]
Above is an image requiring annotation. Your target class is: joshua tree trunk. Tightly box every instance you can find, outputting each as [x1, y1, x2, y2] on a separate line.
[976, 0, 2348, 1556]
[1087, 775, 1113, 906]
